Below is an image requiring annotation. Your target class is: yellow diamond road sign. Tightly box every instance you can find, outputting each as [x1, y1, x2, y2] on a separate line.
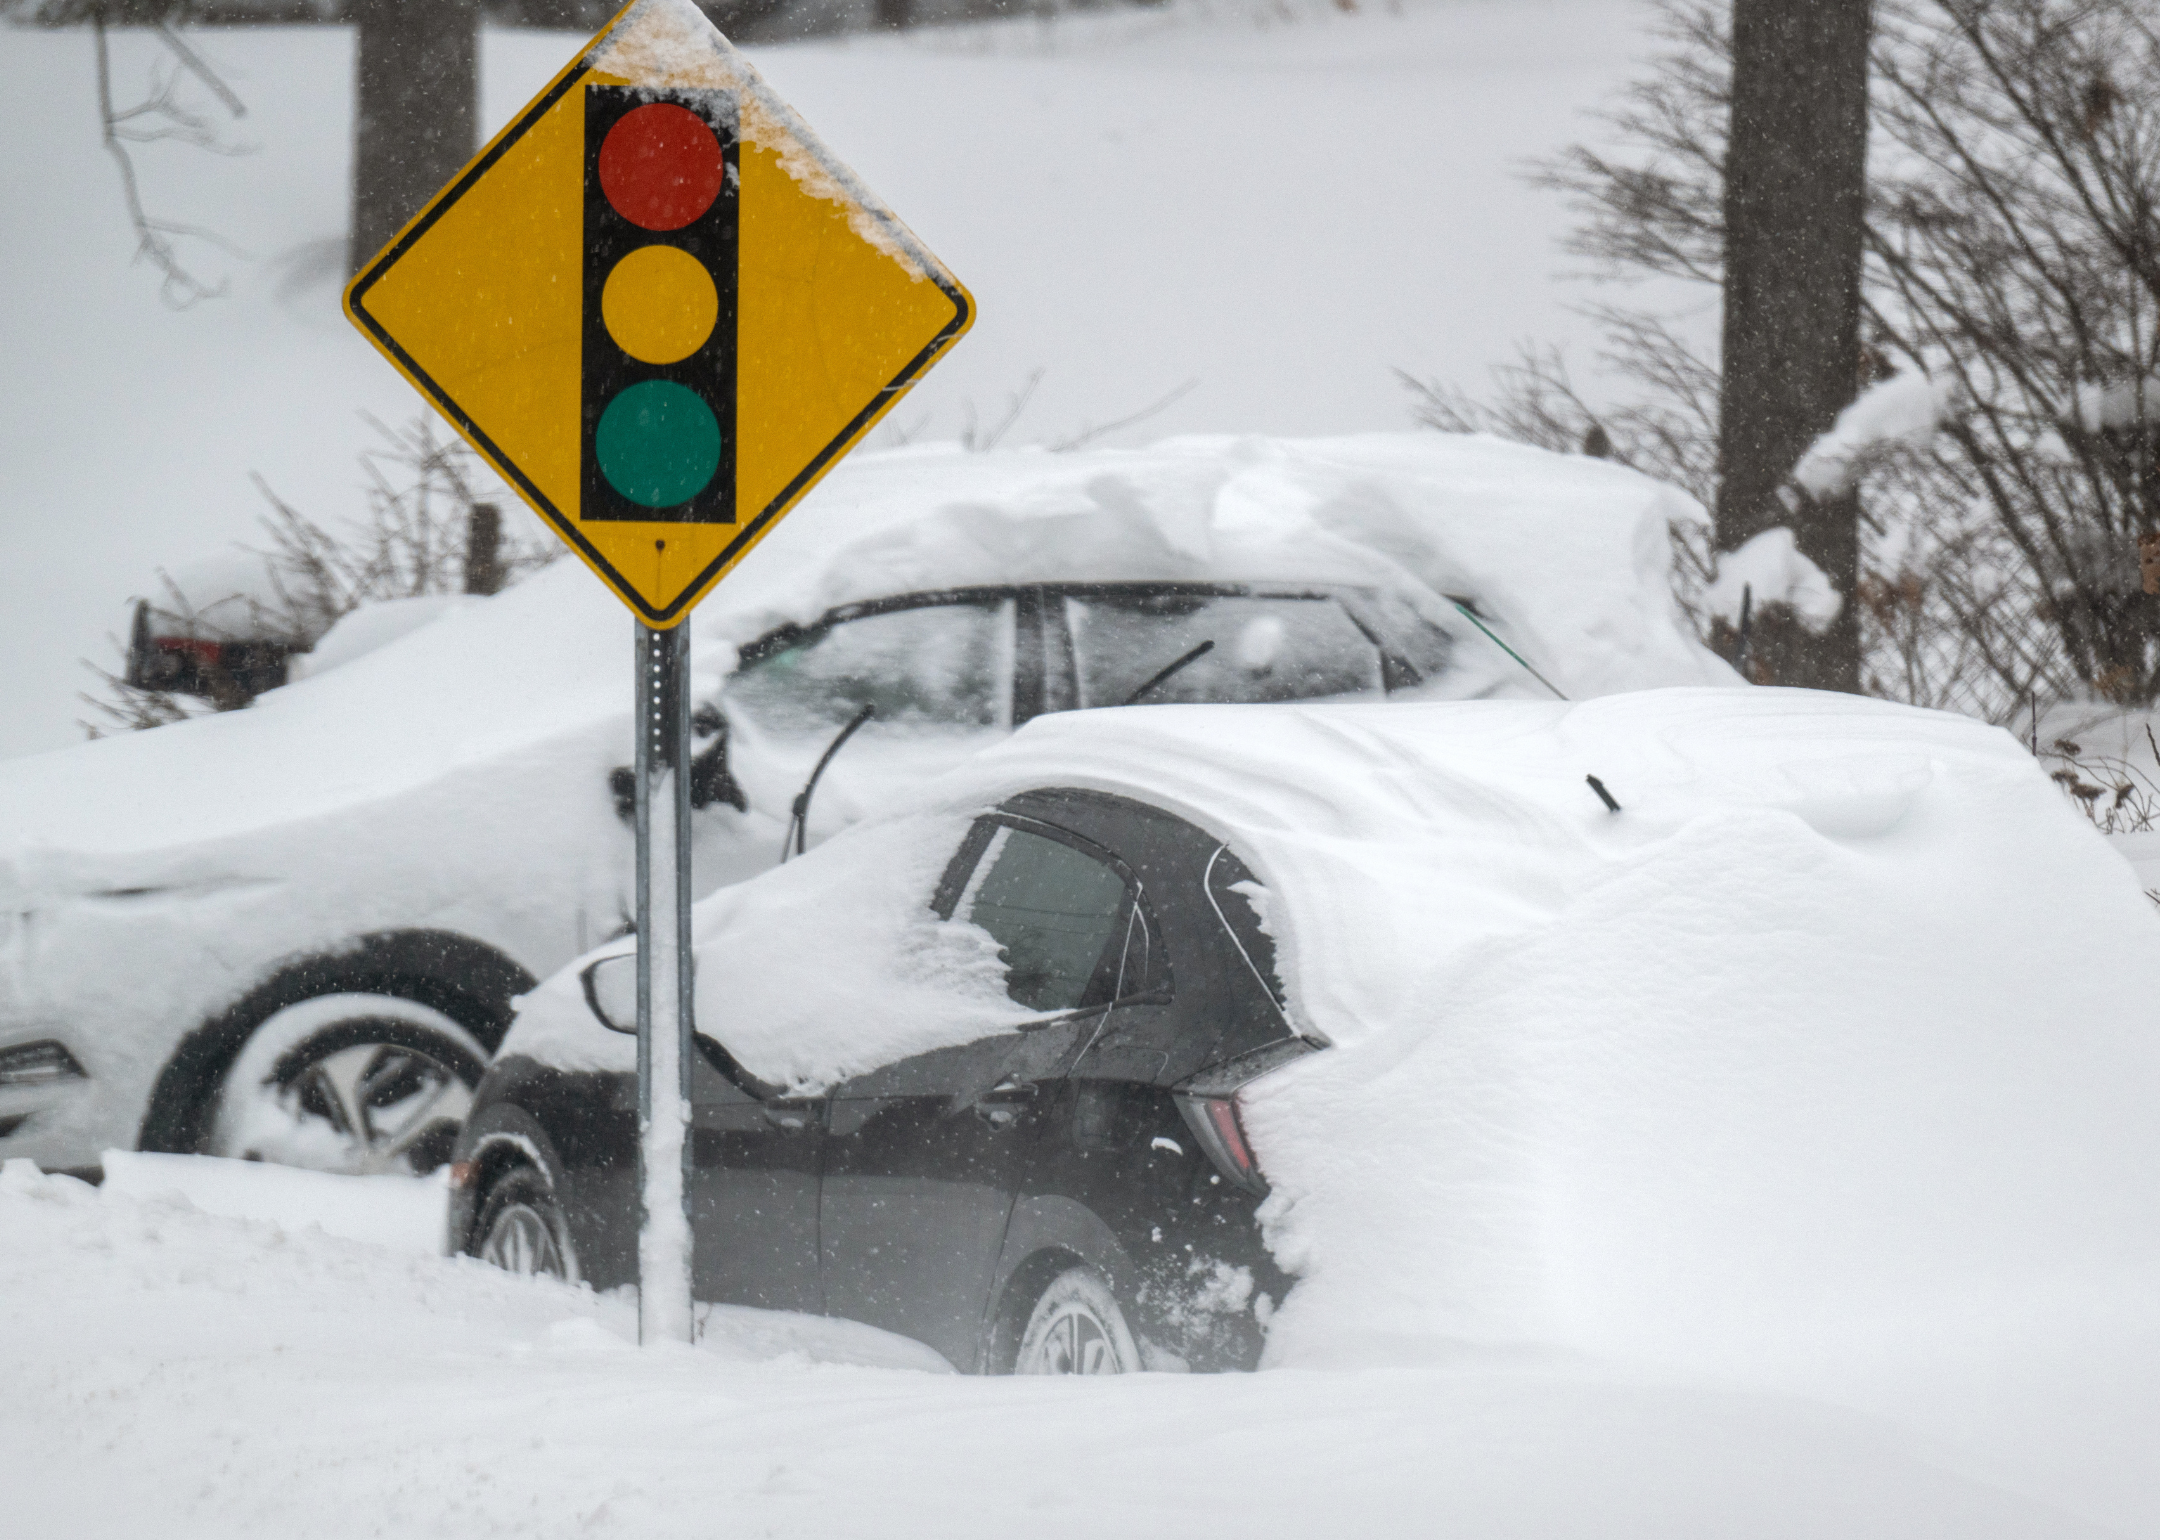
[344, 0, 974, 626]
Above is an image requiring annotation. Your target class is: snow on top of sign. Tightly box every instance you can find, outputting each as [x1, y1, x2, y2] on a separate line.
[590, 0, 923, 270]
[586, 0, 734, 89]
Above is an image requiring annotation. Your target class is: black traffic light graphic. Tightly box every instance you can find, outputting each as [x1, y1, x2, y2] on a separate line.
[582, 86, 739, 524]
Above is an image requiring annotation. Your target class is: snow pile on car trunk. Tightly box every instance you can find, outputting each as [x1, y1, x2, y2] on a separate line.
[921, 689, 2160, 1398]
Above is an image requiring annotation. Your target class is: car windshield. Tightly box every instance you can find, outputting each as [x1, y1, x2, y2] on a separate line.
[724, 599, 1016, 738]
[1064, 593, 1385, 707]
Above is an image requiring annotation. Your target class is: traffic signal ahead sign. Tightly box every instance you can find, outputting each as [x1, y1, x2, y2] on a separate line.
[344, 0, 973, 626]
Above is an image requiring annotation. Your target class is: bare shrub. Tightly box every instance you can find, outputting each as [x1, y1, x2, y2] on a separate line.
[2037, 725, 2160, 833]
[81, 416, 561, 737]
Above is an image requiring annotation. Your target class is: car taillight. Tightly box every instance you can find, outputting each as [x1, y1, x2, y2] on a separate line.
[1178, 1093, 1263, 1194]
[155, 637, 223, 667]
[1171, 1037, 1318, 1198]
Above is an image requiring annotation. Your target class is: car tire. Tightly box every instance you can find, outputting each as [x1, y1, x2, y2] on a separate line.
[474, 1166, 577, 1281]
[202, 993, 487, 1176]
[1013, 1265, 1142, 1376]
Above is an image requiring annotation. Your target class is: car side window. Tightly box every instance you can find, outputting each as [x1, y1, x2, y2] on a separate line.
[1064, 593, 1385, 708]
[957, 825, 1134, 1012]
[1205, 846, 1286, 1009]
[723, 598, 1016, 739]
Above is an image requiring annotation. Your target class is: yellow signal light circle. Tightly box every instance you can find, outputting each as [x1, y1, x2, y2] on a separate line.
[601, 244, 719, 365]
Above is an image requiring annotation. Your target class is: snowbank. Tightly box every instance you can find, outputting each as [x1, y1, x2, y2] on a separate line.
[2, 1155, 2134, 1538]
[100, 1148, 448, 1254]
[288, 594, 483, 681]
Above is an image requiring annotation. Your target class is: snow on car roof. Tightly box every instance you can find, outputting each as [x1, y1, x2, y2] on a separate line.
[0, 432, 1724, 877]
[690, 433, 1728, 703]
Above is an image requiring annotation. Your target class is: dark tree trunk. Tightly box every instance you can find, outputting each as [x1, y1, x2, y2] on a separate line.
[1714, 0, 1871, 692]
[349, 0, 479, 277]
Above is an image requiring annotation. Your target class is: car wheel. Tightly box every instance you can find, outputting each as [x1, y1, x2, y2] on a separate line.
[1013, 1266, 1142, 1376]
[202, 993, 487, 1176]
[474, 1166, 576, 1281]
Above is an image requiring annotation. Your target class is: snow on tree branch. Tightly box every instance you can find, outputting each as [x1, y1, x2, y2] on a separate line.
[1704, 527, 1843, 634]
[1785, 372, 1957, 503]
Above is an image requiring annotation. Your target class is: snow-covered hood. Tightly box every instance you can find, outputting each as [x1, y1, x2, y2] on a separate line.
[0, 431, 1726, 890]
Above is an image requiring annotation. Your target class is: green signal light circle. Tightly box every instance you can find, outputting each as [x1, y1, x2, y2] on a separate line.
[594, 381, 721, 508]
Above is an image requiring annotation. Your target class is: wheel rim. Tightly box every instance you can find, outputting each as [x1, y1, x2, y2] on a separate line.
[1017, 1281, 1134, 1376]
[480, 1202, 566, 1277]
[216, 1036, 475, 1176]
[1041, 1305, 1116, 1374]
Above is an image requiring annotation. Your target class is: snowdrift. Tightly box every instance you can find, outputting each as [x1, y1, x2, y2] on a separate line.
[7, 1153, 2124, 1539]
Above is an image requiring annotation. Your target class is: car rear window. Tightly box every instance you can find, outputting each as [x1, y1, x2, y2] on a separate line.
[1065, 593, 1384, 707]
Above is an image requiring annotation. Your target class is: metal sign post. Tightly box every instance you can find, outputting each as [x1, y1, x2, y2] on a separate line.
[633, 620, 696, 1345]
[341, 0, 973, 1350]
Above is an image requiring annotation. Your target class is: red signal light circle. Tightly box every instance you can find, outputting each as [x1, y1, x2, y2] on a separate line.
[597, 103, 725, 232]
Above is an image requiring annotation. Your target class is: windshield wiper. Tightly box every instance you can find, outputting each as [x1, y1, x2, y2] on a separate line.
[781, 703, 875, 863]
[1121, 639, 1215, 706]
[1447, 600, 1567, 701]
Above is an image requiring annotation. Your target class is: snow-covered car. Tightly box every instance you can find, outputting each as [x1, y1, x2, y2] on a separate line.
[457, 777, 1307, 1373]
[0, 435, 1730, 1183]
[456, 686, 2160, 1377]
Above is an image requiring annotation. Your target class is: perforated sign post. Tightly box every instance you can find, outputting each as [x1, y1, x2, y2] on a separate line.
[344, 0, 972, 1345]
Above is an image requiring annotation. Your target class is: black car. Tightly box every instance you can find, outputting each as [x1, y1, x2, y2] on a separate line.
[446, 785, 1322, 1374]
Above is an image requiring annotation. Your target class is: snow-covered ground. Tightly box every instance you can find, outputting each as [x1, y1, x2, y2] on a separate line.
[16, 687, 2160, 1537]
[0, 1157, 2139, 1539]
[0, 0, 1671, 761]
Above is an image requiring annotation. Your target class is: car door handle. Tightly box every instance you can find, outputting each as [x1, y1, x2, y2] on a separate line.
[762, 1102, 817, 1131]
[971, 1080, 1038, 1128]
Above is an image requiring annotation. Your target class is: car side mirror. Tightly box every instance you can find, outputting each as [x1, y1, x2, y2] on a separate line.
[580, 954, 638, 1034]
[688, 706, 748, 813]
[607, 704, 748, 825]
